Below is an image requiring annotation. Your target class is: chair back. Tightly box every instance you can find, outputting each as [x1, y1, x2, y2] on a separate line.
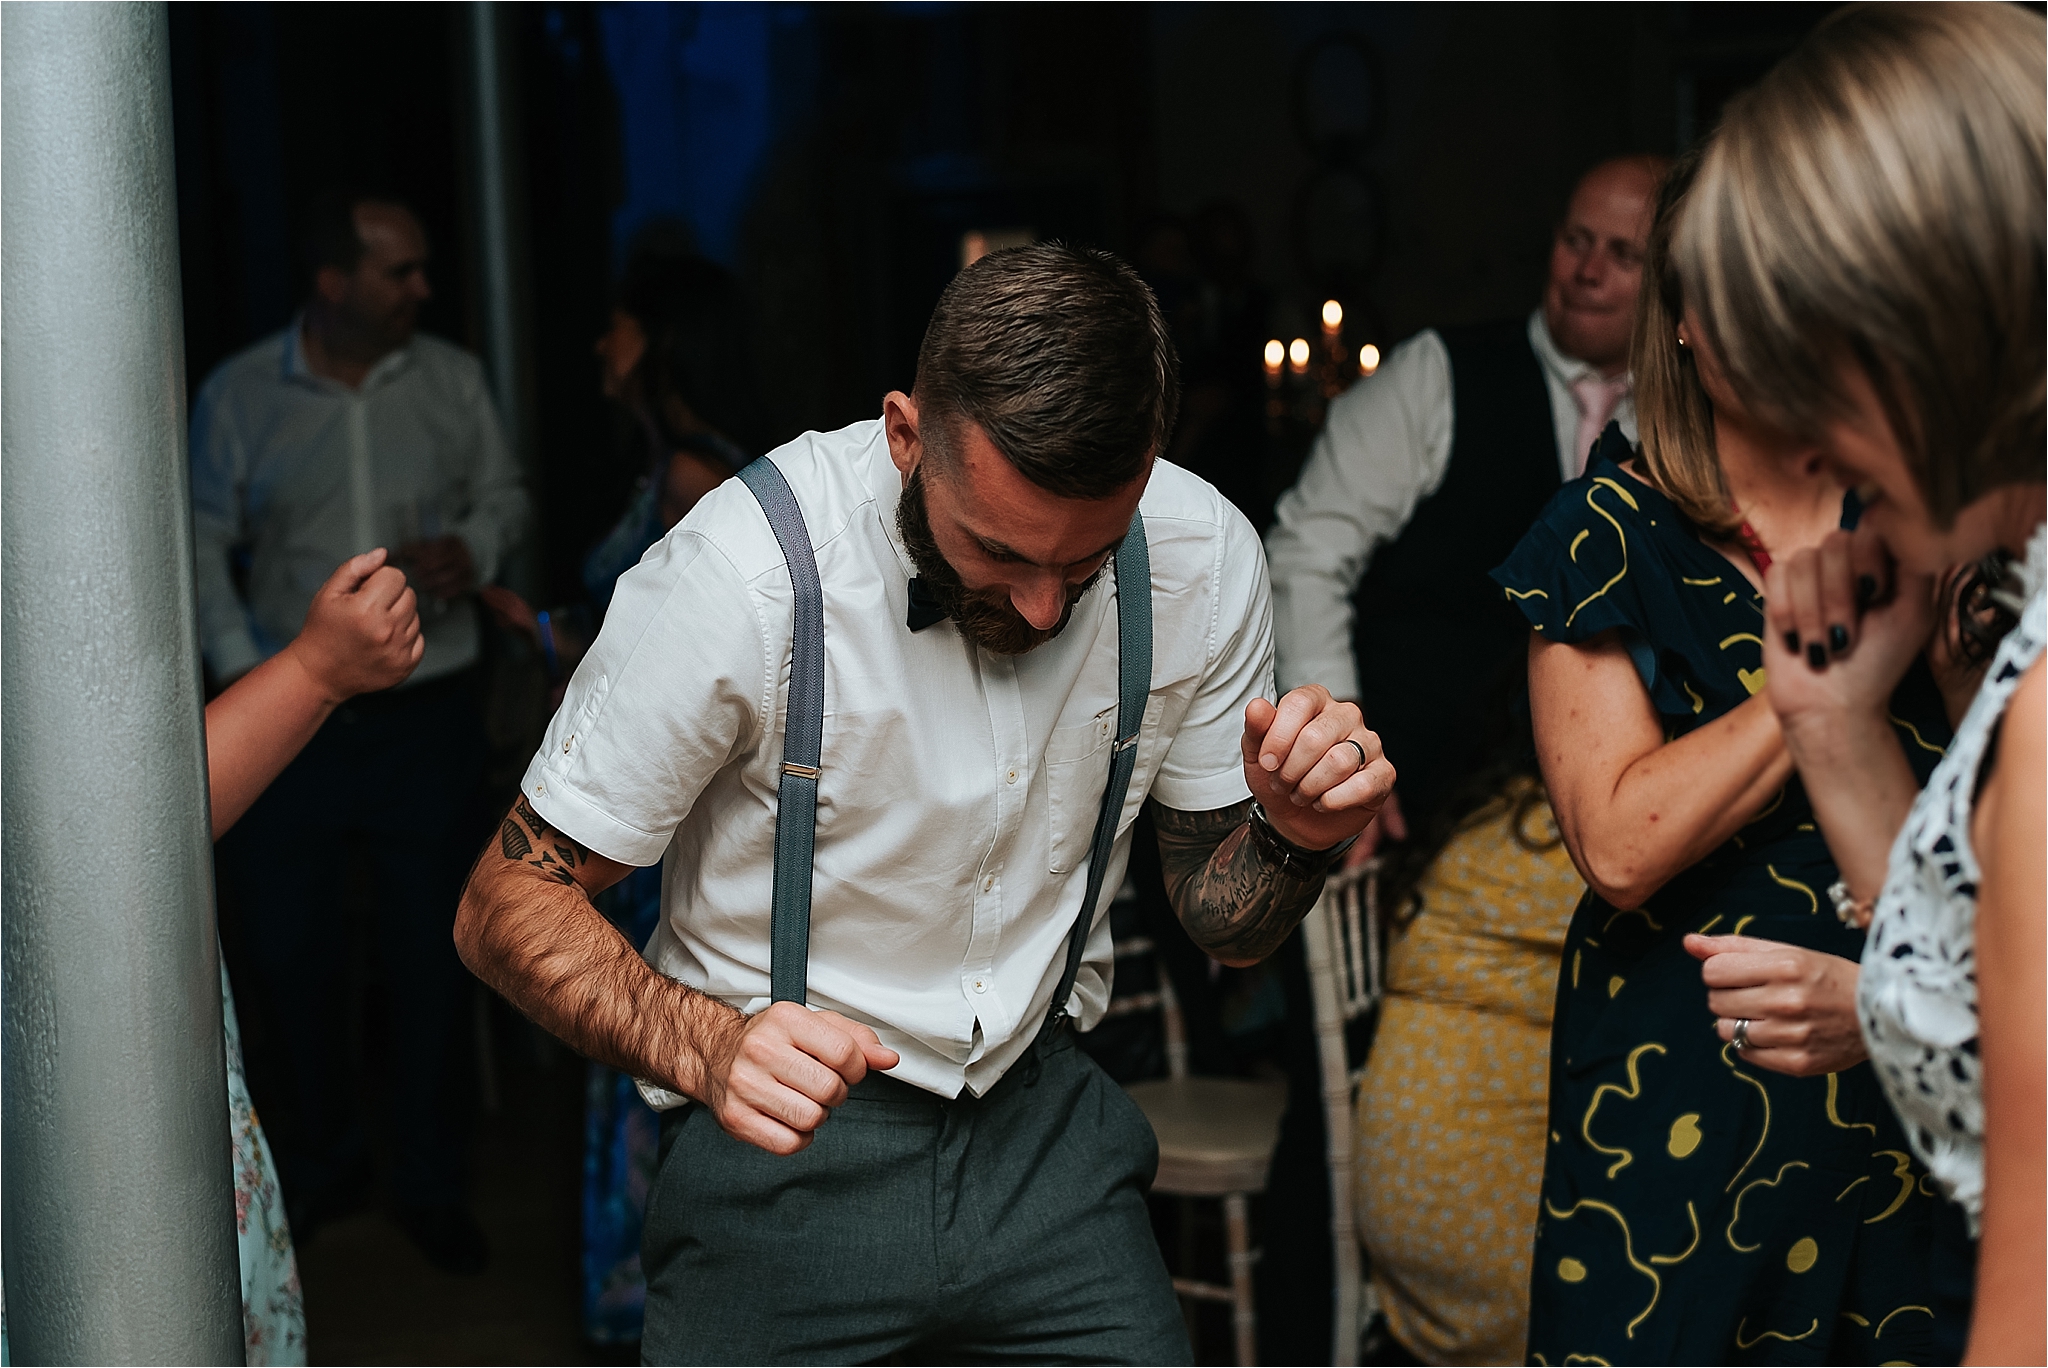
[1106, 935, 1189, 1081]
[1300, 859, 1385, 1367]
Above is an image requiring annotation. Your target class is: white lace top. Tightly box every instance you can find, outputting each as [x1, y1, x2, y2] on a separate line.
[1859, 524, 2046, 1236]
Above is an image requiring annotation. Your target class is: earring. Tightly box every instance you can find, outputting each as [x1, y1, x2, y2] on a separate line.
[1676, 332, 1688, 348]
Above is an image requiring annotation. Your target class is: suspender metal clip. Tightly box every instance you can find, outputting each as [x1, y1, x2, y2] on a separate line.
[780, 762, 822, 780]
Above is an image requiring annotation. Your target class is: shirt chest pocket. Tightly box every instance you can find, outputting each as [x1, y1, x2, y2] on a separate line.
[1045, 696, 1164, 874]
[1045, 708, 1115, 875]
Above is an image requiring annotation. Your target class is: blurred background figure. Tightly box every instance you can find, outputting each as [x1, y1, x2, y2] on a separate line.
[1266, 154, 1665, 859]
[482, 228, 760, 1351]
[191, 190, 530, 1275]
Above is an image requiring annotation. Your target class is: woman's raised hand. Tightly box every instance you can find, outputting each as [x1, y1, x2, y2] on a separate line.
[1762, 525, 1935, 732]
[289, 548, 424, 703]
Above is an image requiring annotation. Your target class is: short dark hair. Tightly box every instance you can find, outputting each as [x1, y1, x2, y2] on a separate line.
[913, 242, 1179, 500]
[297, 189, 416, 293]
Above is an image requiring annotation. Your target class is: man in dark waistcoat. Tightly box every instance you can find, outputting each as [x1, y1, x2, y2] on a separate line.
[1254, 153, 1665, 1363]
[1268, 153, 1667, 846]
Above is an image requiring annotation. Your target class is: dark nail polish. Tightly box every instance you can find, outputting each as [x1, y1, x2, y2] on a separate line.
[1806, 642, 1828, 670]
[1829, 625, 1849, 653]
[1856, 574, 1878, 606]
[1783, 631, 1800, 653]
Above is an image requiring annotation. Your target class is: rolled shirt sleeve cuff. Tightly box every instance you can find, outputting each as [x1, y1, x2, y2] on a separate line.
[1147, 767, 1254, 816]
[516, 754, 674, 868]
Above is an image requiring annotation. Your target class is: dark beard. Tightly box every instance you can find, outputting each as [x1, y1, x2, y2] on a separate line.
[895, 465, 1103, 656]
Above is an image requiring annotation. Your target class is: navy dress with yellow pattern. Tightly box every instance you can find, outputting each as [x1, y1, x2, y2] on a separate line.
[1490, 429, 1959, 1366]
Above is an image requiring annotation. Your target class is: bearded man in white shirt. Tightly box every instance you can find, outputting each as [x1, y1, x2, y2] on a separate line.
[1266, 154, 1666, 853]
[192, 192, 529, 1274]
[458, 243, 1393, 1363]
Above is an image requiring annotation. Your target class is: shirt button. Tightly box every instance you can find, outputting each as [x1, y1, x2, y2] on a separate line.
[973, 978, 987, 994]
[1005, 769, 1018, 785]
[982, 875, 995, 893]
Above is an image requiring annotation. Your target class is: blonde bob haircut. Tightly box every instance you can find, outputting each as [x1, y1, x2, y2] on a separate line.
[1673, 2, 2045, 528]
[1630, 152, 1741, 536]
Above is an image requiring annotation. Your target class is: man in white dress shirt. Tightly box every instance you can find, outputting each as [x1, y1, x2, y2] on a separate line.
[458, 244, 1394, 1362]
[192, 193, 529, 1272]
[1265, 155, 1665, 851]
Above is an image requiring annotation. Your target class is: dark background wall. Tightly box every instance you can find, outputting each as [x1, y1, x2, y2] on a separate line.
[169, 1, 1832, 609]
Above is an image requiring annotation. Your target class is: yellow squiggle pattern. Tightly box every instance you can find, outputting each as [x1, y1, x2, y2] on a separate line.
[1736, 1317, 1820, 1349]
[1876, 1305, 1933, 1338]
[1867, 1150, 1915, 1224]
[1505, 586, 1550, 602]
[1721, 1042, 1771, 1192]
[1888, 712, 1947, 757]
[1766, 865, 1820, 915]
[1649, 1201, 1700, 1266]
[1727, 1160, 1810, 1252]
[1584, 1043, 1668, 1179]
[1826, 1074, 1878, 1136]
[1543, 1197, 1663, 1338]
[1565, 484, 1635, 629]
[1719, 632, 1764, 650]
[1569, 529, 1591, 561]
[1602, 906, 1664, 933]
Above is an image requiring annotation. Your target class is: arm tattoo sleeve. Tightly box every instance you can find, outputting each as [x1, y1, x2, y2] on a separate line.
[503, 794, 592, 887]
[1149, 798, 1339, 964]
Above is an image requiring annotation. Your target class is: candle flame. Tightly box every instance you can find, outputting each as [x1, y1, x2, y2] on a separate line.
[1288, 338, 1310, 369]
[1359, 343, 1381, 376]
[1263, 339, 1285, 370]
[1321, 299, 1343, 330]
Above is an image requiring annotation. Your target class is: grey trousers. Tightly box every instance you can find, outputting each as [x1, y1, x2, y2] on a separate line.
[640, 1027, 1191, 1365]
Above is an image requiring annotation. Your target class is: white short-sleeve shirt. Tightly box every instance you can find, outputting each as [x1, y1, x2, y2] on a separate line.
[520, 418, 1273, 1100]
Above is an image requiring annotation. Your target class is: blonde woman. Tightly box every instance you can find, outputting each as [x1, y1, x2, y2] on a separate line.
[1492, 154, 1957, 1363]
[1667, 6, 2045, 1361]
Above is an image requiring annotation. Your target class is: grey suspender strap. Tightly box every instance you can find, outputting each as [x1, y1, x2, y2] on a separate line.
[1046, 512, 1151, 1030]
[737, 457, 825, 1005]
[738, 453, 1152, 1025]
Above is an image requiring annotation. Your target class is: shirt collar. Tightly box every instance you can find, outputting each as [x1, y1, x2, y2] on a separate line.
[865, 418, 918, 581]
[1526, 306, 1623, 392]
[282, 312, 416, 394]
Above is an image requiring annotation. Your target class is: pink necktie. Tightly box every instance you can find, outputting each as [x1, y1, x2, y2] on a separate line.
[1569, 374, 1628, 478]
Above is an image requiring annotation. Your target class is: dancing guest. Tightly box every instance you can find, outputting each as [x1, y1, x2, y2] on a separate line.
[191, 190, 529, 1271]
[1492, 155, 1958, 1363]
[457, 244, 1395, 1362]
[1667, 7, 2045, 1360]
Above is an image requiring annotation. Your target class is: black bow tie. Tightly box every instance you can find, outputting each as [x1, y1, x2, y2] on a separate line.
[906, 577, 948, 632]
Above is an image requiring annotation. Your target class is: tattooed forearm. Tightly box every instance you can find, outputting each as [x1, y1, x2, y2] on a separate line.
[502, 794, 590, 886]
[457, 796, 732, 1100]
[1149, 798, 1341, 965]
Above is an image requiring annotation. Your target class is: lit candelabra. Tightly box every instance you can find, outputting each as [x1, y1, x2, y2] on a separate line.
[1265, 300, 1378, 436]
